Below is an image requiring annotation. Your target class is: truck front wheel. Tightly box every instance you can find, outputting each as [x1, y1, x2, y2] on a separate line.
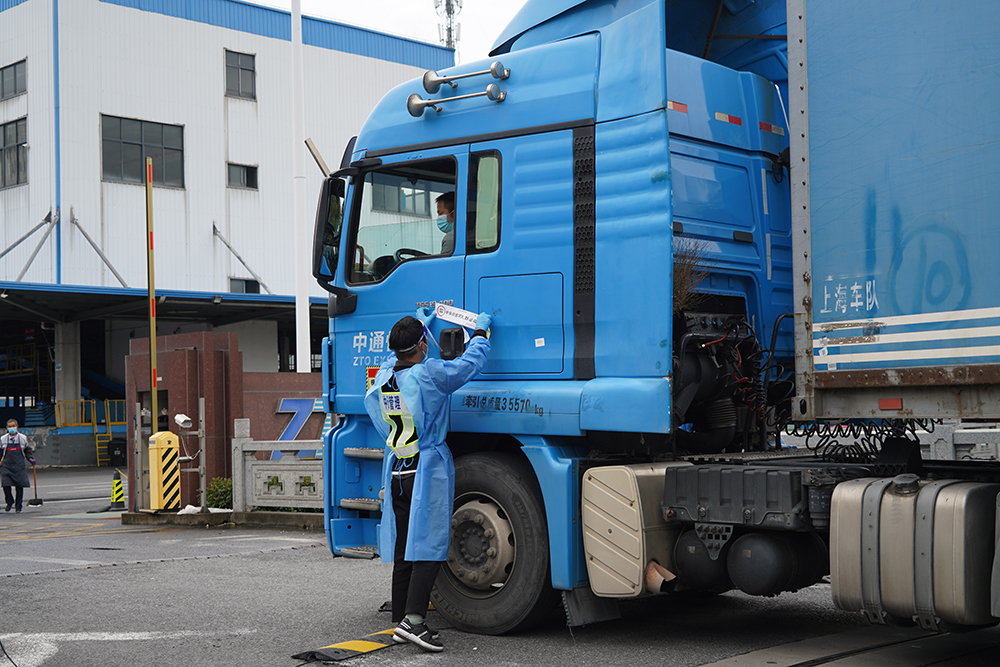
[432, 451, 558, 634]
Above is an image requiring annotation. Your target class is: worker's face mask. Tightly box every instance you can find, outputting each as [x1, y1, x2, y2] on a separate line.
[7, 427, 16, 434]
[436, 216, 454, 234]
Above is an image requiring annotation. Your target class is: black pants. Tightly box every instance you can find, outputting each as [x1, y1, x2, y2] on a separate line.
[391, 467, 442, 624]
[3, 486, 24, 510]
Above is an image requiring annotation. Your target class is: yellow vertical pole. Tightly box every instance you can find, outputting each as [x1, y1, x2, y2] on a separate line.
[145, 156, 158, 428]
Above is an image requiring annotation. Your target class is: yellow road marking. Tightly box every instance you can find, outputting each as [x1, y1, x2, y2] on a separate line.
[320, 640, 386, 652]
[0, 521, 154, 541]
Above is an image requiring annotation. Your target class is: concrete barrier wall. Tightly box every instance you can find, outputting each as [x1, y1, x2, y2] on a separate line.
[231, 418, 323, 512]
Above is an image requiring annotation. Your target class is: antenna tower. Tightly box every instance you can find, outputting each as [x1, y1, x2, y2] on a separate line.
[435, 0, 462, 52]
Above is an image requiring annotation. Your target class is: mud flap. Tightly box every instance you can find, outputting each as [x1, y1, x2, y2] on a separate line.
[562, 587, 620, 627]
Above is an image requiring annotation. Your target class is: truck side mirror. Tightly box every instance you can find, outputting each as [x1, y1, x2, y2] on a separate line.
[439, 328, 466, 360]
[312, 177, 345, 292]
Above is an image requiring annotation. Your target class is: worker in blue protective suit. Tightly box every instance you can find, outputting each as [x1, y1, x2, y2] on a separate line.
[364, 307, 491, 653]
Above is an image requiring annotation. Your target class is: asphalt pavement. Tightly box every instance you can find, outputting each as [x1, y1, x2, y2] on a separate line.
[9, 466, 128, 516]
[1, 468, 999, 667]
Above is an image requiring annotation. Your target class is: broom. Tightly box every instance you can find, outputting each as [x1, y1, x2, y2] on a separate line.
[28, 463, 42, 506]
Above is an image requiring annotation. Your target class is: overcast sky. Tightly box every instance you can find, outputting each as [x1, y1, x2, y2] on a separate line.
[258, 0, 532, 64]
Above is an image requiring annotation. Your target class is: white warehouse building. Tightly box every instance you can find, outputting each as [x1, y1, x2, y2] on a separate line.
[0, 0, 452, 412]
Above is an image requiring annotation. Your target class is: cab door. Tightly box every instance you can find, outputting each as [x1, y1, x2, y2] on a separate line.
[463, 132, 576, 379]
[334, 147, 469, 415]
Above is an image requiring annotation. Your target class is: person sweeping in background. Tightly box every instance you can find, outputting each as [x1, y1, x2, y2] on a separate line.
[1, 419, 34, 513]
[364, 307, 491, 652]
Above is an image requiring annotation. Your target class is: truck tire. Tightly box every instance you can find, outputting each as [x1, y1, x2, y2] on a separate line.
[432, 451, 558, 635]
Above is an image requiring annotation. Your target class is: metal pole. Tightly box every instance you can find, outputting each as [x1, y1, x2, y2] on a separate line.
[703, 0, 726, 58]
[15, 217, 57, 281]
[292, 0, 310, 373]
[198, 397, 207, 512]
[70, 209, 129, 288]
[133, 401, 142, 511]
[145, 157, 158, 429]
[212, 224, 273, 294]
[0, 215, 49, 261]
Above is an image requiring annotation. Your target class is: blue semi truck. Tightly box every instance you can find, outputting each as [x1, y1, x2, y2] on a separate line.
[311, 0, 1000, 635]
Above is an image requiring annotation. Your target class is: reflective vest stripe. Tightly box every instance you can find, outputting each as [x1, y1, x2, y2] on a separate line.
[381, 391, 419, 459]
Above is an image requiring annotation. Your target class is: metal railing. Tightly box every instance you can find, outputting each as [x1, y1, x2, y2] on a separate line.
[56, 399, 94, 427]
[105, 399, 127, 425]
[56, 399, 127, 427]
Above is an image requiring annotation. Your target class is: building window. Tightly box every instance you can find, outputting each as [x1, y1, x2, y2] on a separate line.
[230, 278, 260, 294]
[227, 163, 258, 189]
[370, 172, 432, 217]
[101, 115, 184, 187]
[1, 117, 27, 188]
[1, 60, 26, 101]
[225, 50, 255, 99]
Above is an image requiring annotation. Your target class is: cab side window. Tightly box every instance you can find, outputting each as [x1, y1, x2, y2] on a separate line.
[468, 151, 501, 253]
[349, 157, 457, 284]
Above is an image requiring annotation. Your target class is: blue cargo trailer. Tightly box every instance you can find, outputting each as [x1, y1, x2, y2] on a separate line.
[790, 0, 1000, 419]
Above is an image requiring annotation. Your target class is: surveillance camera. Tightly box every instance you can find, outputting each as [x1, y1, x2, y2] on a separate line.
[174, 414, 193, 429]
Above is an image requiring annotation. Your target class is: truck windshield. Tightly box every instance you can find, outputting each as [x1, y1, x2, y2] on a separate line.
[349, 157, 457, 284]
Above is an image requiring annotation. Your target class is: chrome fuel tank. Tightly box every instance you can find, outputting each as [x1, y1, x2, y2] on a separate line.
[831, 475, 1000, 629]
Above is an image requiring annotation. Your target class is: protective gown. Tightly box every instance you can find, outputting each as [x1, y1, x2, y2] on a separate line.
[364, 335, 490, 562]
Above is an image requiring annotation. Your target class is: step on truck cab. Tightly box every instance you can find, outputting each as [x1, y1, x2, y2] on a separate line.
[312, 0, 1000, 635]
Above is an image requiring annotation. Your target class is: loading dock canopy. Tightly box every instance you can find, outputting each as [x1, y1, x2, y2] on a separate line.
[0, 281, 328, 327]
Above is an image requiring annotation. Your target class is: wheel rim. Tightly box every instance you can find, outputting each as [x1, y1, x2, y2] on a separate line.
[445, 495, 516, 595]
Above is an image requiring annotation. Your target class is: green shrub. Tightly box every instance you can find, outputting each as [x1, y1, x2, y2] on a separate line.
[207, 477, 233, 509]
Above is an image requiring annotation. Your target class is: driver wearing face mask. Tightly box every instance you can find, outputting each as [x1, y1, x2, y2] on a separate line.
[435, 191, 456, 255]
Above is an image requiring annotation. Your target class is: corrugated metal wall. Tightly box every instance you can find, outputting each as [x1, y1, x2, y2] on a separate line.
[0, 0, 450, 295]
[0, 0, 55, 284]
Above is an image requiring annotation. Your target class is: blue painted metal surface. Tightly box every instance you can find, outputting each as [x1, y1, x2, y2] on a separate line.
[594, 110, 673, 380]
[580, 378, 671, 433]
[52, 424, 127, 436]
[0, 0, 30, 13]
[99, 0, 452, 69]
[53, 0, 61, 283]
[102, 0, 290, 39]
[0, 280, 326, 304]
[465, 131, 576, 380]
[806, 0, 1000, 372]
[325, 415, 382, 556]
[353, 34, 598, 157]
[493, 0, 789, 101]
[450, 381, 586, 436]
[303, 15, 452, 71]
[331, 146, 468, 418]
[321, 336, 333, 415]
[520, 438, 590, 591]
[594, 0, 667, 123]
[490, 0, 586, 55]
[664, 0, 788, 84]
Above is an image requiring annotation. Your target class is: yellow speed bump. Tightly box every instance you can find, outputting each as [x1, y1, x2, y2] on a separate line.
[292, 629, 398, 662]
